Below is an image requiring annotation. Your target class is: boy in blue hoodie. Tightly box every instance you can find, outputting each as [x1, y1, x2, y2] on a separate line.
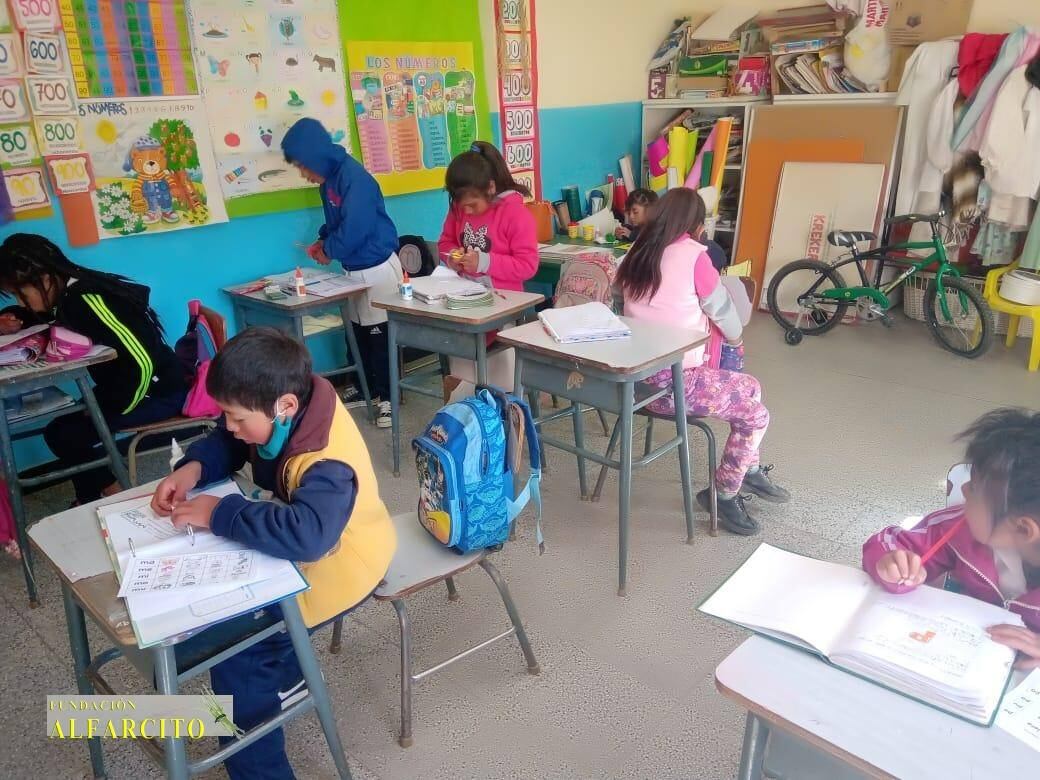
[281, 118, 402, 428]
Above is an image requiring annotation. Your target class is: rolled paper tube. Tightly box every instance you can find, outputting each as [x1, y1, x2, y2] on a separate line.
[562, 184, 583, 221]
[667, 126, 689, 178]
[647, 136, 670, 177]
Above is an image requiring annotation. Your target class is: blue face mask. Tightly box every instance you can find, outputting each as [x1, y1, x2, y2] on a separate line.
[257, 405, 291, 460]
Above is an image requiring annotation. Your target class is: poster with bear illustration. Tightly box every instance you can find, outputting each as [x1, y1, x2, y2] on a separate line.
[78, 96, 227, 239]
[187, 0, 352, 200]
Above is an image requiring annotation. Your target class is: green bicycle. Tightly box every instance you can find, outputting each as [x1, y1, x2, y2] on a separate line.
[766, 212, 994, 359]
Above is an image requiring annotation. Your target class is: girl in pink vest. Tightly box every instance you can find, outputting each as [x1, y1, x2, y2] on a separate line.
[616, 188, 788, 535]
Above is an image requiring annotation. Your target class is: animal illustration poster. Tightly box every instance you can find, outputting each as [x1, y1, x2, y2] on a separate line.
[78, 96, 227, 238]
[346, 41, 479, 196]
[187, 0, 352, 199]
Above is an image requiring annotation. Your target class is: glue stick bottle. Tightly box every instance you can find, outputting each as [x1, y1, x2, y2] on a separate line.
[399, 271, 413, 300]
[294, 266, 306, 297]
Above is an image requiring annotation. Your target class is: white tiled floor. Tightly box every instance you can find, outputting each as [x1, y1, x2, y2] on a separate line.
[2, 312, 1037, 779]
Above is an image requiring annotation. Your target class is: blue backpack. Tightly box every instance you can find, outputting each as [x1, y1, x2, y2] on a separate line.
[413, 386, 542, 553]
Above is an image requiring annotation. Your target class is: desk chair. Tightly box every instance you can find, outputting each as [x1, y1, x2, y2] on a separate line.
[590, 403, 720, 536]
[122, 302, 226, 484]
[983, 261, 1040, 372]
[328, 513, 540, 748]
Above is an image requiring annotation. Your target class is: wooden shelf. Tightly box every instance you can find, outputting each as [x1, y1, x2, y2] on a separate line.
[642, 96, 769, 109]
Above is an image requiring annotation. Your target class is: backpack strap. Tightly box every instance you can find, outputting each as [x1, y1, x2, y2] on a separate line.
[478, 385, 545, 553]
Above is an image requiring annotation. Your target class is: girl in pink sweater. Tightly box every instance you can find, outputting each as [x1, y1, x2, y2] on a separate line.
[617, 188, 788, 535]
[437, 142, 539, 291]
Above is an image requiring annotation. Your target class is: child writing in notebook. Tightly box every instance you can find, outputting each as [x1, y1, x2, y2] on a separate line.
[438, 141, 538, 398]
[614, 188, 657, 243]
[616, 188, 789, 536]
[282, 117, 402, 428]
[152, 327, 396, 779]
[863, 408, 1040, 669]
[0, 233, 187, 504]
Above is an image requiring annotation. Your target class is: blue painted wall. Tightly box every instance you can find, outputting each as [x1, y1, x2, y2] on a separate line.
[1, 101, 641, 466]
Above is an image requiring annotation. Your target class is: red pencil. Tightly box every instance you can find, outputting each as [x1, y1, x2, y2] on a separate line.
[918, 517, 965, 566]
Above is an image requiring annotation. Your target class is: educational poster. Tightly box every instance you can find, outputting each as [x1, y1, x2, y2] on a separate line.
[345, 40, 479, 196]
[78, 96, 227, 238]
[188, 0, 352, 199]
[59, 0, 198, 98]
[494, 0, 541, 199]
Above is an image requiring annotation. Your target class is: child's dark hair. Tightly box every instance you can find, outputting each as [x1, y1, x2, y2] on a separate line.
[615, 188, 705, 301]
[207, 327, 313, 412]
[626, 188, 658, 211]
[959, 408, 1040, 522]
[445, 141, 531, 202]
[0, 233, 165, 334]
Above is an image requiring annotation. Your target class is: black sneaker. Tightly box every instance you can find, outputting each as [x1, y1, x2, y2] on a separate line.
[741, 465, 790, 504]
[339, 384, 369, 409]
[697, 489, 760, 536]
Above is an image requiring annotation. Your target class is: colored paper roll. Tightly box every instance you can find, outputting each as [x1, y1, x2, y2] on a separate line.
[649, 172, 668, 193]
[667, 126, 689, 178]
[562, 184, 583, 222]
[667, 166, 680, 190]
[685, 130, 700, 177]
[647, 136, 669, 177]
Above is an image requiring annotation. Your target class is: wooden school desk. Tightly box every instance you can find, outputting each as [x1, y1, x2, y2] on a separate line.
[371, 289, 544, 477]
[0, 348, 128, 605]
[716, 636, 1037, 780]
[222, 278, 375, 421]
[496, 318, 707, 595]
[28, 477, 352, 780]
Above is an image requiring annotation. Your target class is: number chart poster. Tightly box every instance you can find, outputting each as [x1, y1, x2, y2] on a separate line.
[188, 0, 352, 200]
[58, 0, 198, 98]
[346, 40, 478, 196]
[77, 96, 227, 238]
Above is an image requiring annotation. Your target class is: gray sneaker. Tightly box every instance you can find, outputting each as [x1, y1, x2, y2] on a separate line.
[741, 465, 790, 503]
[376, 400, 393, 429]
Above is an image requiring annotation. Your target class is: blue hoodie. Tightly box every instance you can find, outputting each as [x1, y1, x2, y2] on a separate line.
[281, 118, 399, 271]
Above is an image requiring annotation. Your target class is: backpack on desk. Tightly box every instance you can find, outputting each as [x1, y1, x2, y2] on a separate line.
[413, 386, 543, 554]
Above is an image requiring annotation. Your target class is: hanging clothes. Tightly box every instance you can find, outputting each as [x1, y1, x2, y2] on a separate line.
[972, 221, 1023, 266]
[894, 40, 960, 216]
[1022, 203, 1040, 271]
[958, 33, 1008, 98]
[979, 65, 1040, 200]
[952, 27, 1030, 152]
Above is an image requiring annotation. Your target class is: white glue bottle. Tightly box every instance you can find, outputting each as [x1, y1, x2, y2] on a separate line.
[399, 271, 413, 300]
[169, 437, 184, 473]
[294, 266, 306, 297]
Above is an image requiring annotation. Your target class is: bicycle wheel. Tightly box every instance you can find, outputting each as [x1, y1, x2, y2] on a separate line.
[923, 275, 993, 358]
[767, 259, 849, 336]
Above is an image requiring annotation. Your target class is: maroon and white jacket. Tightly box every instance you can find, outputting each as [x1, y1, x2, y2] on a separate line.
[862, 506, 1040, 631]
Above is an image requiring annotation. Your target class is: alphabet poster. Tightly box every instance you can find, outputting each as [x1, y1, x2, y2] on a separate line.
[345, 40, 479, 196]
[187, 0, 352, 199]
[78, 96, 227, 238]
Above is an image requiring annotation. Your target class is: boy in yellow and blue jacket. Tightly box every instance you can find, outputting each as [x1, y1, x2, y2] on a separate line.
[152, 327, 396, 779]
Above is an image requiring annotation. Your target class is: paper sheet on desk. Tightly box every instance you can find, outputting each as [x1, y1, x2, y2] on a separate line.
[997, 669, 1040, 752]
[305, 276, 369, 297]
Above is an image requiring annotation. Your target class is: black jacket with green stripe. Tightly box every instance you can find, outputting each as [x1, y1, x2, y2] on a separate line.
[9, 280, 186, 416]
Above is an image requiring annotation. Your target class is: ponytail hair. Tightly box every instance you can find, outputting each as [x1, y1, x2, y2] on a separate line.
[615, 188, 706, 302]
[0, 233, 166, 335]
[445, 140, 531, 202]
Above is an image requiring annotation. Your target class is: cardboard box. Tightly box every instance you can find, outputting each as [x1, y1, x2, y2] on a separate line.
[675, 76, 729, 93]
[886, 44, 917, 91]
[648, 68, 669, 100]
[887, 0, 973, 46]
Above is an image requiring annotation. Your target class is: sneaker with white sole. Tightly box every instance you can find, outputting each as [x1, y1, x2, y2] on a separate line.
[277, 678, 309, 711]
[376, 400, 393, 428]
[339, 384, 369, 409]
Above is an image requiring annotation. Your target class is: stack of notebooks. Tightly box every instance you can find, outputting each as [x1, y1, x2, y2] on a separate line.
[98, 481, 308, 647]
[411, 266, 488, 305]
[5, 386, 74, 423]
[446, 289, 494, 309]
[538, 302, 632, 344]
[701, 544, 1024, 725]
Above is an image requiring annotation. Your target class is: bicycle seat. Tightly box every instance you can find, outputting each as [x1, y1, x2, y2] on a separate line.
[827, 230, 876, 248]
[885, 212, 941, 225]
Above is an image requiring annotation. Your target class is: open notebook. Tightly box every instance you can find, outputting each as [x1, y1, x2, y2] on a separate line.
[98, 481, 307, 648]
[411, 265, 487, 303]
[700, 544, 1022, 725]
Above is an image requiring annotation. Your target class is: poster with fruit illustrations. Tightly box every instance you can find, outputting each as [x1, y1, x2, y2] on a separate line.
[187, 0, 351, 199]
[345, 40, 478, 196]
[78, 96, 227, 238]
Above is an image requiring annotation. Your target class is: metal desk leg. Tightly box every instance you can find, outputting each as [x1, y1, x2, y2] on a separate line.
[76, 377, 130, 489]
[291, 314, 307, 343]
[153, 645, 190, 780]
[388, 319, 402, 477]
[281, 599, 353, 779]
[737, 712, 769, 780]
[571, 401, 588, 499]
[617, 382, 634, 597]
[232, 302, 248, 335]
[671, 361, 695, 544]
[339, 304, 374, 423]
[475, 333, 488, 386]
[62, 585, 106, 779]
[0, 409, 36, 604]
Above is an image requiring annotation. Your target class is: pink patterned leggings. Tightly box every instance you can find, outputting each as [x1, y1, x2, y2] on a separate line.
[646, 365, 770, 495]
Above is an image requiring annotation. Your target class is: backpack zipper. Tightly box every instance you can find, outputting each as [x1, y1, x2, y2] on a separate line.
[949, 546, 1040, 613]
